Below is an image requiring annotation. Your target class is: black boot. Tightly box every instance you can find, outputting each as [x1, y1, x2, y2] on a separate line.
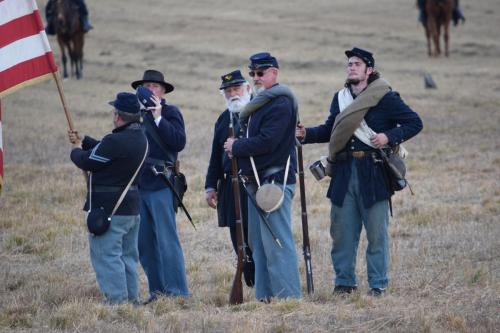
[452, 8, 466, 26]
[45, 21, 55, 35]
[82, 15, 93, 33]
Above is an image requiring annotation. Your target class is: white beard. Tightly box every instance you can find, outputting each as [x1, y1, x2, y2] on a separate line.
[253, 85, 266, 96]
[225, 89, 251, 113]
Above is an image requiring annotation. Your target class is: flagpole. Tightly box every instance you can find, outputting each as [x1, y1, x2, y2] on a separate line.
[52, 72, 75, 131]
[51, 73, 87, 182]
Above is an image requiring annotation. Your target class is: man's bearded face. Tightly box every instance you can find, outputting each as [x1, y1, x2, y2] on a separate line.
[223, 84, 251, 112]
[346, 56, 371, 85]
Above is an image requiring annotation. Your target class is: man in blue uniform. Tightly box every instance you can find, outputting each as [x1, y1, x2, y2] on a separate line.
[131, 69, 189, 302]
[205, 70, 255, 287]
[45, 0, 93, 35]
[297, 48, 423, 296]
[224, 53, 301, 301]
[69, 92, 148, 304]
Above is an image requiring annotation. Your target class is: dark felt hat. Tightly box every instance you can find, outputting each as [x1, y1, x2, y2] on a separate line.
[131, 69, 174, 93]
[248, 52, 279, 70]
[345, 47, 375, 67]
[108, 92, 140, 114]
[220, 70, 247, 89]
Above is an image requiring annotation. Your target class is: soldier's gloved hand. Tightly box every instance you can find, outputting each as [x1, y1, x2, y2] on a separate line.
[325, 158, 335, 177]
[205, 190, 217, 209]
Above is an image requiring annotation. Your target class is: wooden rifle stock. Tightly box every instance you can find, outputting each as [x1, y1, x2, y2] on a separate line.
[228, 114, 245, 305]
[296, 138, 314, 294]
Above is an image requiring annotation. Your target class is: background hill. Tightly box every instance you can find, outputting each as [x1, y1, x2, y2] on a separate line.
[1, 0, 499, 331]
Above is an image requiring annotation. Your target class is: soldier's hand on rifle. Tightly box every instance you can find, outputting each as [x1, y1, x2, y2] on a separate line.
[68, 130, 82, 148]
[205, 190, 217, 209]
[147, 94, 162, 120]
[296, 123, 306, 141]
[224, 138, 235, 158]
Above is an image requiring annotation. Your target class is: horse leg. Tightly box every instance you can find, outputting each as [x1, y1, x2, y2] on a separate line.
[425, 26, 432, 57]
[444, 1, 453, 57]
[444, 22, 450, 57]
[68, 41, 75, 78]
[57, 37, 68, 78]
[74, 33, 84, 79]
[437, 23, 442, 56]
[427, 18, 438, 57]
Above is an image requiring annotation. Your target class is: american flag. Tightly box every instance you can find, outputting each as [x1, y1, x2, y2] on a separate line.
[0, 0, 59, 193]
[0, 0, 58, 97]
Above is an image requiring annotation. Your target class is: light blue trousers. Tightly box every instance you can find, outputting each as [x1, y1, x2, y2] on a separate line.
[139, 188, 189, 297]
[89, 214, 140, 304]
[330, 163, 390, 289]
[248, 184, 301, 300]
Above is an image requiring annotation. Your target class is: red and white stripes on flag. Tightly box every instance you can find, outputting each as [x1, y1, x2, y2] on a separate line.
[0, 0, 58, 98]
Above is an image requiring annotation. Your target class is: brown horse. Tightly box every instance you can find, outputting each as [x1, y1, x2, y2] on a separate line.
[54, 0, 85, 79]
[424, 0, 453, 57]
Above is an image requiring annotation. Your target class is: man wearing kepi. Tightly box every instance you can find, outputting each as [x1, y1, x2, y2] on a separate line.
[296, 47, 423, 296]
[224, 53, 301, 300]
[69, 92, 148, 304]
[205, 70, 255, 287]
[131, 70, 189, 302]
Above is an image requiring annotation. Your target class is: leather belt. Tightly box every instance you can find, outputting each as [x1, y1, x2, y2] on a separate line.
[336, 151, 375, 161]
[93, 185, 138, 192]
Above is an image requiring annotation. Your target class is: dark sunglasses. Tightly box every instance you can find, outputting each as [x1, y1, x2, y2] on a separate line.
[248, 70, 266, 78]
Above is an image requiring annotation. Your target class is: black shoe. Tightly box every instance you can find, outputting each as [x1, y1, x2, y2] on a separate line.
[368, 288, 386, 297]
[142, 295, 158, 305]
[333, 285, 357, 295]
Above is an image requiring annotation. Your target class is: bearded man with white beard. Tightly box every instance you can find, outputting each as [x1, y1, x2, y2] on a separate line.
[204, 70, 255, 287]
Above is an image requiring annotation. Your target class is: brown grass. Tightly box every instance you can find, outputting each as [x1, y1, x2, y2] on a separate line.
[1, 0, 499, 332]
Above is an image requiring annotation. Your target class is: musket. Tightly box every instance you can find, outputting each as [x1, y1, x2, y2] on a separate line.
[150, 165, 197, 230]
[296, 129, 314, 294]
[239, 176, 283, 249]
[228, 111, 246, 305]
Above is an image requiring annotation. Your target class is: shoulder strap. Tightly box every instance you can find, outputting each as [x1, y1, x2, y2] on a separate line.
[247, 116, 291, 190]
[110, 140, 149, 217]
[142, 113, 171, 158]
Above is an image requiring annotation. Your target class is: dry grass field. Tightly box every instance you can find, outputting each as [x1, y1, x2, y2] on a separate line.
[1, 0, 499, 331]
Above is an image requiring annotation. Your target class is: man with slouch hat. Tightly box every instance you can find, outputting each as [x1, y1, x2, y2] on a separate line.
[205, 70, 255, 287]
[296, 47, 423, 296]
[131, 69, 189, 302]
[224, 53, 301, 301]
[68, 92, 148, 304]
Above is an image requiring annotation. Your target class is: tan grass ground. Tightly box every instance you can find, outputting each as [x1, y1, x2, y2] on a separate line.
[1, 0, 499, 332]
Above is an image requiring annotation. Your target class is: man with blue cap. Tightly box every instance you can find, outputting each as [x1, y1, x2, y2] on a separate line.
[68, 92, 148, 304]
[297, 47, 423, 296]
[205, 70, 255, 287]
[224, 53, 301, 301]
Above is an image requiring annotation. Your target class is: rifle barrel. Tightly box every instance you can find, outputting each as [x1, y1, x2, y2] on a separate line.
[296, 142, 314, 294]
[229, 116, 245, 305]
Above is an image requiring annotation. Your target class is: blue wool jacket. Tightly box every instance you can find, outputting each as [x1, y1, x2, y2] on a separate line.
[139, 100, 186, 191]
[232, 92, 297, 185]
[204, 109, 248, 228]
[304, 89, 423, 208]
[70, 122, 148, 215]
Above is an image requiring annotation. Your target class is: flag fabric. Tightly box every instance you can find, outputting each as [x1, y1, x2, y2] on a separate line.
[0, 0, 58, 98]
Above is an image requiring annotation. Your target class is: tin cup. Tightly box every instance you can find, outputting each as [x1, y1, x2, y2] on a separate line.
[309, 159, 326, 181]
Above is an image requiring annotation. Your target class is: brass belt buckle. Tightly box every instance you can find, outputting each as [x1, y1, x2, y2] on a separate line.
[352, 151, 365, 158]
